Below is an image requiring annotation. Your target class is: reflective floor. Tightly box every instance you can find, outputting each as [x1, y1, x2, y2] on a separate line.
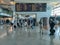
[0, 25, 60, 45]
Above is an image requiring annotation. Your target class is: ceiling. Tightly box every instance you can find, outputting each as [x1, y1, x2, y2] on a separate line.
[1, 0, 60, 3]
[1, 0, 60, 5]
[0, 0, 60, 11]
[0, 0, 60, 5]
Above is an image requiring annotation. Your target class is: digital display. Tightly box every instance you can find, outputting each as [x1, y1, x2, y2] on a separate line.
[15, 3, 46, 12]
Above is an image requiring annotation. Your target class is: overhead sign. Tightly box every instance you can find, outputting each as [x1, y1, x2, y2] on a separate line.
[15, 3, 47, 12]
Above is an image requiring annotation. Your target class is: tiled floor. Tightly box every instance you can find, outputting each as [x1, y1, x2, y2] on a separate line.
[0, 25, 60, 45]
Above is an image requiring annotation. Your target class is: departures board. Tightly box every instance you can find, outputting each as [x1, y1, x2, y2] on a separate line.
[15, 3, 47, 12]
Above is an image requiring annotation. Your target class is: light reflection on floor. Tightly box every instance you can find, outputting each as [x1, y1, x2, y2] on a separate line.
[0, 25, 60, 45]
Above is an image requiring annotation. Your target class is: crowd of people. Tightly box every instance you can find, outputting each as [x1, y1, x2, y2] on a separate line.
[3, 18, 36, 29]
[0, 16, 58, 36]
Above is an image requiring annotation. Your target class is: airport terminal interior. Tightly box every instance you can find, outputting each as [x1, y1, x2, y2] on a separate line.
[0, 0, 60, 45]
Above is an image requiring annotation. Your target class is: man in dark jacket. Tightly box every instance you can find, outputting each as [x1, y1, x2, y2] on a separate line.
[49, 19, 55, 35]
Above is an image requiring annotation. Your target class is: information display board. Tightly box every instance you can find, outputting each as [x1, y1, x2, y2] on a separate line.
[15, 3, 46, 12]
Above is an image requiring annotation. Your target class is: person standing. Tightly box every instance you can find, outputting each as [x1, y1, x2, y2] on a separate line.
[49, 19, 55, 35]
[39, 19, 43, 34]
[5, 19, 10, 35]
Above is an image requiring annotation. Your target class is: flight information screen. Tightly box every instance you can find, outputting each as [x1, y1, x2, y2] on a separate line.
[15, 3, 47, 12]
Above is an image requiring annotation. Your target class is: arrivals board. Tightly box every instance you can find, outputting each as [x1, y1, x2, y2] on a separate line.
[15, 3, 46, 12]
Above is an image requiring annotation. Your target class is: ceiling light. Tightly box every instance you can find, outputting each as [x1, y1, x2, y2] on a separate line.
[10, 0, 16, 5]
[10, 1, 16, 5]
[51, 2, 59, 6]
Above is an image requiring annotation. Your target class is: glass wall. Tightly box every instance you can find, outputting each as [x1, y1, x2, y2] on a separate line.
[0, 6, 13, 17]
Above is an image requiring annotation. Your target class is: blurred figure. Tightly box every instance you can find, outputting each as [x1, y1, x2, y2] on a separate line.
[6, 19, 10, 24]
[20, 19, 23, 27]
[49, 19, 55, 35]
[30, 19, 34, 29]
[39, 19, 43, 34]
[39, 19, 42, 29]
[5, 19, 10, 35]
[24, 21, 27, 27]
[17, 23, 20, 27]
[33, 18, 36, 26]
[28, 19, 30, 27]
